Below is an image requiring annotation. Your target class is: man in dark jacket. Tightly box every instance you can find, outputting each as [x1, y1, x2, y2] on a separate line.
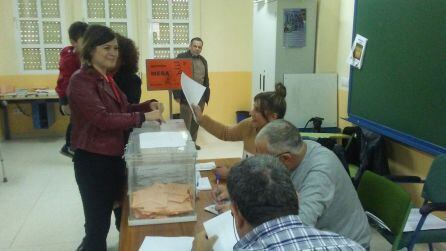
[173, 37, 210, 150]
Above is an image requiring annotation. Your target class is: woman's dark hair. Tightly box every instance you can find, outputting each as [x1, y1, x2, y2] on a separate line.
[115, 33, 139, 74]
[254, 83, 287, 119]
[80, 25, 116, 65]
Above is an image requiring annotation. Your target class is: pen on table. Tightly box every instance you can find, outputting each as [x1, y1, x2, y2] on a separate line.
[215, 173, 221, 202]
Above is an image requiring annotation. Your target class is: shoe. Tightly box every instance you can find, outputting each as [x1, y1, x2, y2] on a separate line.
[195, 144, 201, 150]
[59, 145, 74, 158]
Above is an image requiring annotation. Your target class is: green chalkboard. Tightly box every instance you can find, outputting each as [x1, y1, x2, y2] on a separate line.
[348, 0, 446, 154]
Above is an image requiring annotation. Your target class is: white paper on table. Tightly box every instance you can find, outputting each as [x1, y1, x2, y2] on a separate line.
[203, 210, 238, 251]
[139, 131, 187, 149]
[138, 236, 194, 251]
[347, 34, 368, 69]
[196, 170, 201, 181]
[181, 73, 206, 122]
[195, 162, 216, 171]
[403, 208, 446, 232]
[197, 177, 212, 191]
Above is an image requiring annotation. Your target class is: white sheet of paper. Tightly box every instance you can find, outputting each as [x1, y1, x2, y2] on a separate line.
[203, 210, 238, 251]
[403, 208, 446, 232]
[197, 177, 212, 191]
[139, 236, 194, 251]
[139, 132, 187, 149]
[181, 73, 206, 122]
[195, 162, 216, 171]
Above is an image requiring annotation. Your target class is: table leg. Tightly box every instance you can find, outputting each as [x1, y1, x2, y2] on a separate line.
[0, 101, 11, 140]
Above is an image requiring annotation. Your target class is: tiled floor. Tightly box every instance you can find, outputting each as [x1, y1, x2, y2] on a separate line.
[0, 128, 443, 251]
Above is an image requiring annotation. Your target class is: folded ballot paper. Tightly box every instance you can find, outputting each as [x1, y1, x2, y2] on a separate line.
[203, 211, 238, 251]
[139, 236, 194, 251]
[131, 183, 193, 219]
[195, 161, 216, 171]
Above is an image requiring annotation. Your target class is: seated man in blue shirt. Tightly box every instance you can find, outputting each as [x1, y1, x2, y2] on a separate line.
[227, 155, 364, 250]
[255, 119, 371, 249]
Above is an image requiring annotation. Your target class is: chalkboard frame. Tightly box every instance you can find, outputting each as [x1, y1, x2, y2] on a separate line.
[347, 0, 445, 155]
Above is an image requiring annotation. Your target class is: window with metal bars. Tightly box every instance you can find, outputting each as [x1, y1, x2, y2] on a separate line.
[14, 0, 64, 72]
[149, 0, 192, 59]
[83, 0, 130, 37]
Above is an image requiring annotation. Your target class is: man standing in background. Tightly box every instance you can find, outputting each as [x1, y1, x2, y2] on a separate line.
[174, 37, 210, 150]
[55, 21, 88, 157]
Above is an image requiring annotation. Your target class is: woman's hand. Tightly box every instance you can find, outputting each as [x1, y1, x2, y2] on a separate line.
[144, 110, 165, 123]
[149, 101, 164, 113]
[191, 104, 203, 122]
[61, 105, 71, 115]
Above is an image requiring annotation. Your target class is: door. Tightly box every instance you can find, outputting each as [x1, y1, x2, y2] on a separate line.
[252, 1, 277, 99]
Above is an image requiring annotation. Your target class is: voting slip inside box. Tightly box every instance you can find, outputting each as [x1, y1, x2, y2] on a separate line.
[125, 120, 198, 226]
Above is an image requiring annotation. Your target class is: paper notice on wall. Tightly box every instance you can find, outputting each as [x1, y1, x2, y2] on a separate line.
[348, 34, 368, 69]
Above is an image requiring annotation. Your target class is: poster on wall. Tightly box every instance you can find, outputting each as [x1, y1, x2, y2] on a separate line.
[283, 8, 306, 48]
[347, 34, 368, 69]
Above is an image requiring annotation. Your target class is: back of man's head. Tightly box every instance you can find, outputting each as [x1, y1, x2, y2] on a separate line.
[256, 119, 303, 155]
[227, 155, 299, 227]
[68, 21, 88, 42]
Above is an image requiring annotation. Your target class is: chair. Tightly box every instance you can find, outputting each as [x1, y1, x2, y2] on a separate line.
[357, 171, 412, 251]
[343, 126, 422, 188]
[406, 154, 446, 251]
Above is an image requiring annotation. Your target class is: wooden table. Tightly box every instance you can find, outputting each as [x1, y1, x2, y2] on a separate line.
[0, 91, 59, 139]
[119, 158, 240, 251]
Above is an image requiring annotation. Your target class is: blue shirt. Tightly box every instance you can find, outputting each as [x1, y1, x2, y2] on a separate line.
[233, 215, 365, 251]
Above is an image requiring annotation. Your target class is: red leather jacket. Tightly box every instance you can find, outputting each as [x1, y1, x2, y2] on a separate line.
[67, 66, 155, 156]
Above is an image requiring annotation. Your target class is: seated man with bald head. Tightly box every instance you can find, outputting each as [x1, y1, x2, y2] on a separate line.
[255, 119, 371, 249]
[226, 155, 364, 250]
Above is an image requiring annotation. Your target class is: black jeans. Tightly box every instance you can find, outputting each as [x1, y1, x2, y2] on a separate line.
[65, 122, 72, 147]
[74, 150, 126, 251]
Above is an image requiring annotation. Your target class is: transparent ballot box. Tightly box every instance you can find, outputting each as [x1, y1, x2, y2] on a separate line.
[124, 120, 197, 226]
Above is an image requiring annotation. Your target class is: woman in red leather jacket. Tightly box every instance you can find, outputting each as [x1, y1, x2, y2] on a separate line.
[67, 25, 164, 251]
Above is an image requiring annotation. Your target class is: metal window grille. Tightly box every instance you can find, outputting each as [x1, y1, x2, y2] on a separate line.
[84, 0, 130, 36]
[149, 0, 192, 59]
[15, 0, 64, 72]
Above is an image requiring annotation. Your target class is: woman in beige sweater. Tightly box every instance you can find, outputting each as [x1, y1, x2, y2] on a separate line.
[192, 83, 287, 178]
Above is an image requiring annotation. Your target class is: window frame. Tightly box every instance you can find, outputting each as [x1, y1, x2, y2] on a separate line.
[147, 0, 193, 59]
[13, 0, 67, 74]
[82, 0, 132, 38]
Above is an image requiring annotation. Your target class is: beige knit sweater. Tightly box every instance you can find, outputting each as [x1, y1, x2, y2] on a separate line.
[199, 115, 258, 156]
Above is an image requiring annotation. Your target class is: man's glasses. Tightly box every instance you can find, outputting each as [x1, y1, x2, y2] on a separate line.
[275, 151, 290, 158]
